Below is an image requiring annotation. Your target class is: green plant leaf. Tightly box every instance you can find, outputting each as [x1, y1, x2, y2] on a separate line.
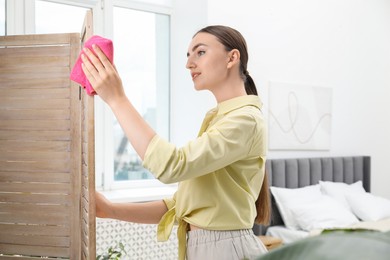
[97, 242, 127, 260]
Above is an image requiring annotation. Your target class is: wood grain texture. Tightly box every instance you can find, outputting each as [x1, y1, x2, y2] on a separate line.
[79, 10, 96, 259]
[0, 32, 88, 259]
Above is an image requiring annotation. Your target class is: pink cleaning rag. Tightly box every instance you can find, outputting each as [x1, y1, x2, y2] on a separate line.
[70, 35, 114, 96]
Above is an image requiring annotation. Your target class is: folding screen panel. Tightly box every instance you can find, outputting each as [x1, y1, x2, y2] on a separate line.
[79, 10, 96, 260]
[0, 13, 95, 258]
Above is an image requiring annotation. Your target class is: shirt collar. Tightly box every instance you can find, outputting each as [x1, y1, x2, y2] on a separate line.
[214, 95, 262, 116]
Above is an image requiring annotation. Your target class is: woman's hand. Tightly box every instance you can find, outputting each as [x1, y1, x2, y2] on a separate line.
[81, 44, 126, 107]
[95, 191, 112, 219]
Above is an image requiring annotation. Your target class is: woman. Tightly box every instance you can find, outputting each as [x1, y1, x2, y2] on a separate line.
[81, 25, 270, 260]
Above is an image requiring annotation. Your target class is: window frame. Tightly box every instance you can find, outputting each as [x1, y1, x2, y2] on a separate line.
[5, 0, 177, 200]
[100, 1, 173, 192]
[0, 0, 5, 35]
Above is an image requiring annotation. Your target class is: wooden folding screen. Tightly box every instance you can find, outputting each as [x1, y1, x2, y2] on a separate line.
[0, 29, 95, 259]
[79, 10, 96, 260]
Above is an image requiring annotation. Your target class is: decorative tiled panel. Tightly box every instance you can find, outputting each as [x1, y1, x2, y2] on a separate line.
[96, 219, 178, 260]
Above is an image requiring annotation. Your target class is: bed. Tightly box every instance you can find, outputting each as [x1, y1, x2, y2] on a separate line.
[253, 156, 390, 244]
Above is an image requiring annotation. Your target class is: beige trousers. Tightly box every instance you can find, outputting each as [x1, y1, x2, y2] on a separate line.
[186, 229, 268, 260]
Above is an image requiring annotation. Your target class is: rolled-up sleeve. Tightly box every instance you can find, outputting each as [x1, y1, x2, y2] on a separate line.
[163, 194, 176, 211]
[142, 112, 257, 184]
[142, 135, 176, 179]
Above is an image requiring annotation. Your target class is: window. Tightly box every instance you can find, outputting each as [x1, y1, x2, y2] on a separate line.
[4, 0, 174, 198]
[0, 0, 5, 35]
[35, 0, 89, 34]
[111, 7, 170, 185]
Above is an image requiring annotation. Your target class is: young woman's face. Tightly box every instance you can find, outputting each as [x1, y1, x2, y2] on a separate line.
[186, 32, 231, 91]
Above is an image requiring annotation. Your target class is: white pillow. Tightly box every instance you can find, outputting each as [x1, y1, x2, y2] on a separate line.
[270, 185, 322, 230]
[290, 195, 359, 231]
[319, 180, 366, 209]
[346, 192, 390, 221]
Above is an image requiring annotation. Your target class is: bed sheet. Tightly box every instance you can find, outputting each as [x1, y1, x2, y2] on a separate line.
[348, 218, 390, 232]
[265, 226, 308, 244]
[266, 218, 390, 245]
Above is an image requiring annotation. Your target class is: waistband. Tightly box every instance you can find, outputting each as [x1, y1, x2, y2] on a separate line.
[187, 229, 255, 246]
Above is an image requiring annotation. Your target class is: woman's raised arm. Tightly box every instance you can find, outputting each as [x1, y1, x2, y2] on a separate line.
[81, 44, 155, 160]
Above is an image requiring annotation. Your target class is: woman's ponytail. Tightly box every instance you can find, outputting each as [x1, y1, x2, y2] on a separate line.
[244, 72, 258, 96]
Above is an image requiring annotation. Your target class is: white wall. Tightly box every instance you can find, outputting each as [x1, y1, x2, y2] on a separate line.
[170, 0, 214, 146]
[171, 0, 390, 198]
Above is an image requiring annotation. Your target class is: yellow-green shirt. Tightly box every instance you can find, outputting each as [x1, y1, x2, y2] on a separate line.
[142, 95, 267, 260]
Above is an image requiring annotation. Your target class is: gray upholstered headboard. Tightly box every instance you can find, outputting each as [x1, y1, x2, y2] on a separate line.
[253, 156, 371, 235]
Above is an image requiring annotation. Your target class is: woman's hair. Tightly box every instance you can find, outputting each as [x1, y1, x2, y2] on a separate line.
[255, 170, 271, 225]
[196, 25, 270, 225]
[195, 25, 258, 96]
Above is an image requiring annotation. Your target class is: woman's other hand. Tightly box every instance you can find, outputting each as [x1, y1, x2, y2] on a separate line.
[95, 191, 112, 219]
[94, 191, 168, 224]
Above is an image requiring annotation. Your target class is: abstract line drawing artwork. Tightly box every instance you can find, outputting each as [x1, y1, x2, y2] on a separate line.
[268, 81, 332, 150]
